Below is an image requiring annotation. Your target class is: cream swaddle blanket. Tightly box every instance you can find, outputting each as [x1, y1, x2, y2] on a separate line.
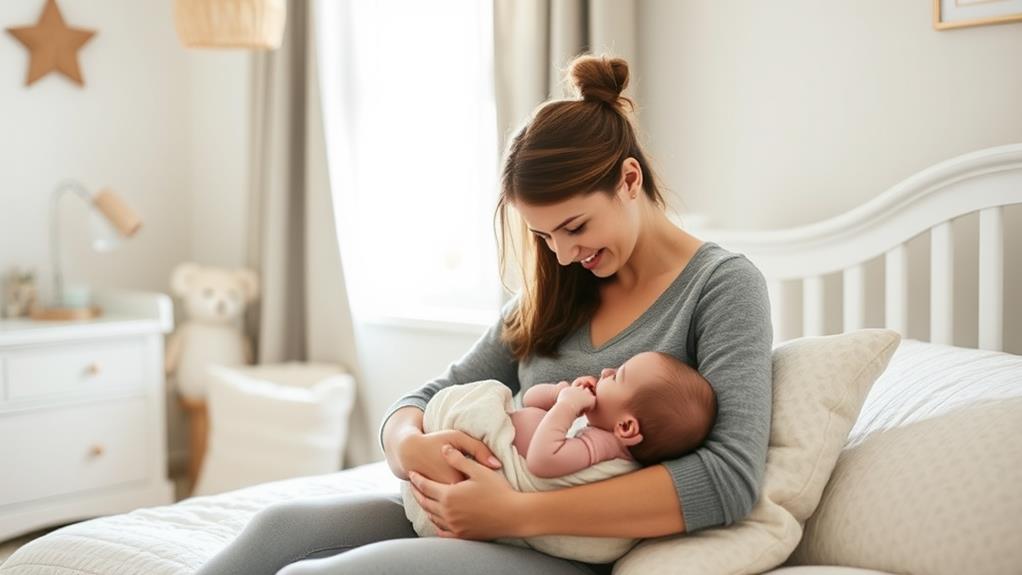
[401, 379, 641, 563]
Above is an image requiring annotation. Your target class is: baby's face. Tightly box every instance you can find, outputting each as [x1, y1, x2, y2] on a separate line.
[584, 351, 665, 430]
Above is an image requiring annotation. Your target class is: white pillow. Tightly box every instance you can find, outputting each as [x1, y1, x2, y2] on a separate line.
[194, 363, 357, 496]
[785, 339, 1022, 575]
[614, 329, 901, 575]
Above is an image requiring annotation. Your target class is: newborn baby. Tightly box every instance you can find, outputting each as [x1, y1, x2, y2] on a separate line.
[403, 350, 718, 562]
[512, 351, 718, 477]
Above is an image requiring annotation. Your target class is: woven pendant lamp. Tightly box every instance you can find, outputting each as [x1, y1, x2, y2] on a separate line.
[174, 0, 286, 50]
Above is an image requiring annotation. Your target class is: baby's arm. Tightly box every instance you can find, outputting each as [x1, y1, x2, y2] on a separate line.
[522, 380, 571, 410]
[526, 386, 598, 478]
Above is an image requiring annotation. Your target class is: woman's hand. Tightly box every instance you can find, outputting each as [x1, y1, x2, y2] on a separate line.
[408, 444, 529, 540]
[398, 430, 502, 485]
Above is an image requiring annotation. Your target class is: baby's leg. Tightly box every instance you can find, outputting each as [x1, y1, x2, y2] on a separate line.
[195, 491, 416, 575]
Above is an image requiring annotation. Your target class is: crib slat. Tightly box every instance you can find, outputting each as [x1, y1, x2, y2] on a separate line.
[843, 264, 865, 332]
[979, 207, 1004, 351]
[803, 276, 824, 337]
[930, 222, 954, 345]
[885, 245, 908, 335]
[767, 279, 784, 344]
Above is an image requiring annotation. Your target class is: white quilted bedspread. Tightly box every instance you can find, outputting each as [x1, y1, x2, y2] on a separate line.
[0, 461, 401, 575]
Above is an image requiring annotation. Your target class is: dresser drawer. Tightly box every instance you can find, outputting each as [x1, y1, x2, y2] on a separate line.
[0, 398, 149, 507]
[5, 338, 145, 401]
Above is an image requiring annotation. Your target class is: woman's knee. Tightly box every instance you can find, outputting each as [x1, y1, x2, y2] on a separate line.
[244, 492, 414, 548]
[245, 500, 308, 534]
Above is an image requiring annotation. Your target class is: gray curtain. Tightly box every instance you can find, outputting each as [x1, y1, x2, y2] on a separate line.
[493, 0, 638, 152]
[247, 0, 308, 363]
[246, 0, 369, 466]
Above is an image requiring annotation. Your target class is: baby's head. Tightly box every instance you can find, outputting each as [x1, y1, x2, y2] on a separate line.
[585, 351, 717, 465]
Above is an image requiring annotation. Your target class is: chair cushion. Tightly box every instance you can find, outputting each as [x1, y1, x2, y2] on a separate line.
[614, 329, 900, 575]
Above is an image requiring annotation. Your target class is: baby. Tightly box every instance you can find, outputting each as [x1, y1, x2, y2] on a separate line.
[511, 351, 717, 477]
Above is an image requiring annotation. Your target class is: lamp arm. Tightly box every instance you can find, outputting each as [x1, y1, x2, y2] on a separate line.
[50, 180, 92, 306]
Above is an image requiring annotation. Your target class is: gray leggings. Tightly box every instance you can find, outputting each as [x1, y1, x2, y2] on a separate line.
[195, 492, 615, 575]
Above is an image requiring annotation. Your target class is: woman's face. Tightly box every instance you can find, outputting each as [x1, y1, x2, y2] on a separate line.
[514, 175, 640, 278]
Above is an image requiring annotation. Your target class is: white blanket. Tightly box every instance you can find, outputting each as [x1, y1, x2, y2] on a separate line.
[0, 462, 401, 575]
[401, 379, 641, 563]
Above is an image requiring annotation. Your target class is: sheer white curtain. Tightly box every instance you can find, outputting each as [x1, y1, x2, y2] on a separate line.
[315, 0, 501, 326]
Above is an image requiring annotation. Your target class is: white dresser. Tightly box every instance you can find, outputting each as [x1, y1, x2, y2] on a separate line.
[0, 290, 175, 541]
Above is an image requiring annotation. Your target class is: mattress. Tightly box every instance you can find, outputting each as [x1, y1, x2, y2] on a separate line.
[0, 461, 401, 575]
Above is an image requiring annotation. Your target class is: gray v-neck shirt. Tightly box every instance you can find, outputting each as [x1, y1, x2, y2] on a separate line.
[379, 241, 774, 534]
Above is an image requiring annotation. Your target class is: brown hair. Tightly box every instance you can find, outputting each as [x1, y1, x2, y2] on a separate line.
[626, 352, 717, 466]
[495, 54, 668, 360]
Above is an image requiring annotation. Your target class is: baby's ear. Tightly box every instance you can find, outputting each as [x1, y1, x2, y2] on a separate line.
[616, 417, 643, 446]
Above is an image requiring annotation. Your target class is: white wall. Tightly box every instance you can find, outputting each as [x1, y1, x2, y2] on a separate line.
[0, 1, 250, 296]
[636, 0, 1022, 353]
[0, 1, 251, 469]
[637, 0, 1022, 230]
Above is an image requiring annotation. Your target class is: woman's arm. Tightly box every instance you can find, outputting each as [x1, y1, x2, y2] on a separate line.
[382, 405, 424, 480]
[520, 464, 685, 538]
[383, 405, 504, 484]
[408, 447, 684, 540]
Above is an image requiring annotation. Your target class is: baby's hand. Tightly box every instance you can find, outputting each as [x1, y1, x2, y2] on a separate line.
[557, 385, 596, 414]
[570, 375, 597, 396]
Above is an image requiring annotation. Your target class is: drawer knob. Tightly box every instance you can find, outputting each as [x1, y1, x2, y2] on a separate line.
[88, 444, 106, 458]
[84, 362, 102, 376]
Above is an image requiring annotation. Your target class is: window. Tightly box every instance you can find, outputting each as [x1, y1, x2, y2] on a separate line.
[316, 0, 501, 325]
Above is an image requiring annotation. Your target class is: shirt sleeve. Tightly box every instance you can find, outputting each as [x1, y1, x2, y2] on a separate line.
[662, 255, 774, 533]
[377, 297, 521, 453]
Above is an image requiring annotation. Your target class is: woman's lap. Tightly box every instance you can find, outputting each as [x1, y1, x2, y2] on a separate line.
[195, 491, 612, 575]
[279, 537, 609, 575]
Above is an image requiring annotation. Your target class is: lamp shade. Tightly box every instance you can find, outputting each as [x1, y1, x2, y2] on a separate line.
[174, 0, 286, 50]
[92, 189, 142, 238]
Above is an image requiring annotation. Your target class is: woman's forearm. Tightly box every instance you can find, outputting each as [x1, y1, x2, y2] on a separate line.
[517, 464, 686, 538]
[381, 405, 424, 480]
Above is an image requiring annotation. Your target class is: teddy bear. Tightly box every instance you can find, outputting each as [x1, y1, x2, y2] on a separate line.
[165, 262, 260, 400]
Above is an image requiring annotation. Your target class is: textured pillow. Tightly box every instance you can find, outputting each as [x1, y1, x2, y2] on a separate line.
[195, 362, 356, 496]
[614, 329, 901, 575]
[785, 339, 1022, 575]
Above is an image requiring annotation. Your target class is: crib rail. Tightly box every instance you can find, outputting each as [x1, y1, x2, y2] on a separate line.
[702, 144, 1022, 352]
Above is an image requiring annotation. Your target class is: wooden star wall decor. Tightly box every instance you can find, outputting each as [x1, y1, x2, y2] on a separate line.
[6, 0, 97, 87]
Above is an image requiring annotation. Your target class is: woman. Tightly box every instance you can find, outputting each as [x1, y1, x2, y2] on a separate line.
[196, 54, 772, 575]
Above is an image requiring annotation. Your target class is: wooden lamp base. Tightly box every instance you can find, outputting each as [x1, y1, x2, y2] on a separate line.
[29, 306, 102, 321]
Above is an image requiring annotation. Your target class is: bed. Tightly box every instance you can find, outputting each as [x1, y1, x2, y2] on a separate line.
[2, 143, 1020, 574]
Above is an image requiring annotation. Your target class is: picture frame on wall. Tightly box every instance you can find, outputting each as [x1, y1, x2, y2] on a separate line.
[933, 0, 1022, 29]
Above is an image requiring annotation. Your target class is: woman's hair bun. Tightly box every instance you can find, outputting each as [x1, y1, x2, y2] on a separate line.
[569, 54, 632, 111]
